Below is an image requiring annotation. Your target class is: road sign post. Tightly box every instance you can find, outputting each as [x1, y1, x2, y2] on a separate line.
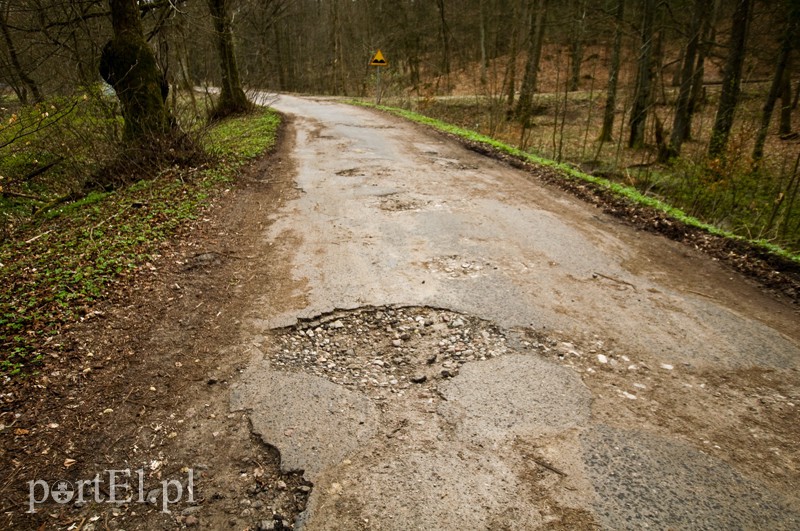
[369, 50, 387, 105]
[376, 66, 381, 106]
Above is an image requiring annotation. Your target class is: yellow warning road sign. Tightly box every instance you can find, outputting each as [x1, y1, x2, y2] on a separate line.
[370, 50, 387, 67]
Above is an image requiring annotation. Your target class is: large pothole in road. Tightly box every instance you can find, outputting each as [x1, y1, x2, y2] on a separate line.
[232, 306, 799, 529]
[234, 306, 593, 529]
[267, 305, 511, 398]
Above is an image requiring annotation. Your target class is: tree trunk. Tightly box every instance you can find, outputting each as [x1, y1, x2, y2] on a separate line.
[708, 0, 752, 158]
[653, 28, 666, 105]
[100, 0, 171, 142]
[628, 0, 656, 149]
[207, 0, 250, 118]
[753, 0, 798, 160]
[662, 0, 706, 161]
[515, 0, 547, 125]
[479, 0, 488, 87]
[779, 64, 792, 136]
[505, 0, 522, 112]
[599, 0, 624, 142]
[671, 46, 684, 87]
[689, 0, 720, 123]
[173, 8, 197, 111]
[273, 24, 286, 91]
[329, 0, 346, 95]
[568, 0, 586, 92]
[436, 0, 451, 90]
[0, 1, 43, 104]
[409, 34, 421, 91]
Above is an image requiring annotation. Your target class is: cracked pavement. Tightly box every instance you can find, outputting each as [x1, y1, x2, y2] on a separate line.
[231, 94, 800, 530]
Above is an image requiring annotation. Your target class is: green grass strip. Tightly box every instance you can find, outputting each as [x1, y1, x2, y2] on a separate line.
[352, 101, 800, 264]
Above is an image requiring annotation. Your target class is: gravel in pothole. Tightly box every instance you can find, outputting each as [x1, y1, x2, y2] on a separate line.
[267, 306, 510, 398]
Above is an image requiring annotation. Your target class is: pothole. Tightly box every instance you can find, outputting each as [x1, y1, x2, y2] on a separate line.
[432, 157, 479, 170]
[266, 306, 511, 400]
[378, 194, 429, 211]
[421, 255, 495, 278]
[237, 307, 595, 528]
[334, 167, 364, 177]
[222, 432, 312, 531]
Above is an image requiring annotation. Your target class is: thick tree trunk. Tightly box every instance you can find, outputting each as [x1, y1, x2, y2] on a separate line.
[599, 0, 625, 142]
[100, 0, 170, 142]
[662, 0, 706, 161]
[207, 0, 249, 118]
[628, 0, 656, 149]
[708, 0, 752, 158]
[753, 0, 798, 160]
[515, 0, 547, 125]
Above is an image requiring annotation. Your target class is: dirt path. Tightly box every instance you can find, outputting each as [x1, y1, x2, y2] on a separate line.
[2, 96, 800, 530]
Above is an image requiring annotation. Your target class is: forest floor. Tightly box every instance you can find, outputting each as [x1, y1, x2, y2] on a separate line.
[1, 95, 800, 530]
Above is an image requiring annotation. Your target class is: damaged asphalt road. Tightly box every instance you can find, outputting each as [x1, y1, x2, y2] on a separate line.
[231, 94, 800, 529]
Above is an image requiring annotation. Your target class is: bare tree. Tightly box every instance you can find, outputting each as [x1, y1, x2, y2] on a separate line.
[628, 0, 656, 148]
[436, 0, 451, 89]
[504, 0, 523, 112]
[478, 0, 488, 86]
[568, 0, 586, 92]
[779, 64, 793, 136]
[0, 0, 43, 103]
[599, 0, 625, 142]
[752, 0, 799, 161]
[688, 0, 721, 122]
[661, 0, 707, 161]
[515, 0, 547, 125]
[708, 0, 752, 158]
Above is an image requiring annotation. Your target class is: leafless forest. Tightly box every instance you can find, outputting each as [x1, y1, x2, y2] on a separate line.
[2, 0, 800, 248]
